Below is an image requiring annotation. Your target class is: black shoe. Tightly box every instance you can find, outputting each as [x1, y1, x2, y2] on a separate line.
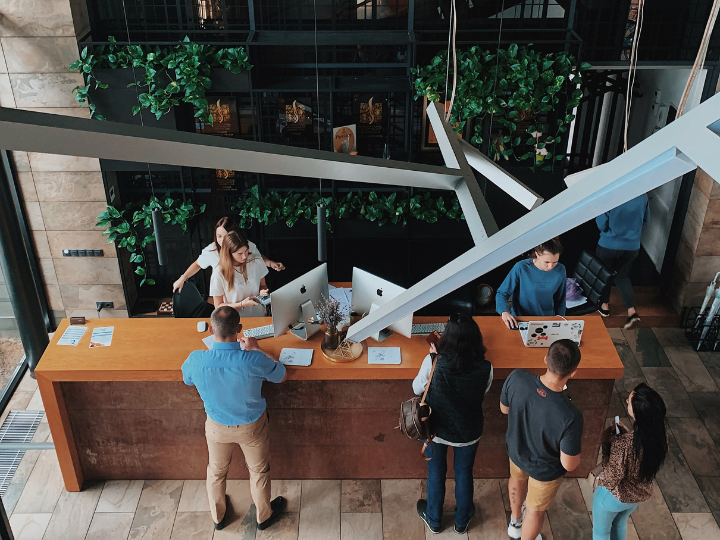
[257, 496, 287, 531]
[214, 495, 230, 531]
[454, 507, 476, 534]
[624, 313, 641, 329]
[598, 307, 610, 317]
[417, 499, 441, 534]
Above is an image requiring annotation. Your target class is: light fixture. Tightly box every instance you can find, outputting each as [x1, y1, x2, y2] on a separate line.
[151, 207, 167, 266]
[317, 203, 327, 262]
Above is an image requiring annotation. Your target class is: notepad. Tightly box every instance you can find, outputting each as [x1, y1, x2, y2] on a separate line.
[279, 348, 313, 366]
[89, 327, 114, 348]
[368, 347, 401, 365]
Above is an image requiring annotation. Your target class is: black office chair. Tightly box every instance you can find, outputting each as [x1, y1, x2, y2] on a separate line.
[415, 283, 475, 316]
[566, 250, 616, 316]
[173, 281, 215, 318]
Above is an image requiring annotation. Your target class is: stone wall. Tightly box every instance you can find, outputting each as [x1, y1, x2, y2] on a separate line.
[0, 0, 127, 320]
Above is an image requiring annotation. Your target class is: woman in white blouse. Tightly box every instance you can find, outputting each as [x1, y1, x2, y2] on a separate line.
[173, 216, 284, 293]
[210, 232, 270, 317]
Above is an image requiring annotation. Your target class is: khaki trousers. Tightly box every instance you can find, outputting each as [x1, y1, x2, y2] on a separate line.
[205, 412, 272, 524]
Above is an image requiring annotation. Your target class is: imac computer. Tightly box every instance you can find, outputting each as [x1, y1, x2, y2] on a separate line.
[351, 267, 412, 341]
[270, 263, 329, 339]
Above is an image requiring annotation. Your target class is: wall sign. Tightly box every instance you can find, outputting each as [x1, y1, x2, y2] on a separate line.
[333, 125, 357, 153]
[195, 97, 239, 137]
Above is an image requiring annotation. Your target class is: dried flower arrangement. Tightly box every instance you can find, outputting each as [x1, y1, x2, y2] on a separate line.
[315, 295, 349, 330]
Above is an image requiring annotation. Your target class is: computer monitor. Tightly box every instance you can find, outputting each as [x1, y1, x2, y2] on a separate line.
[351, 267, 412, 341]
[270, 263, 329, 339]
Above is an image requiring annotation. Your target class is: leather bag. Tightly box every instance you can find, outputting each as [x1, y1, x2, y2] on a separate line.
[397, 353, 437, 460]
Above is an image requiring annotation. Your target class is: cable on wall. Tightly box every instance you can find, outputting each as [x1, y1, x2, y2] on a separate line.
[623, 0, 645, 153]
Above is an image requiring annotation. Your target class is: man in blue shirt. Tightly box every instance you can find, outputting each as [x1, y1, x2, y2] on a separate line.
[595, 194, 649, 329]
[182, 306, 286, 531]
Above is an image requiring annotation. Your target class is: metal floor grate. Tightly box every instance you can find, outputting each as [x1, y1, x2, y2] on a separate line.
[0, 411, 44, 497]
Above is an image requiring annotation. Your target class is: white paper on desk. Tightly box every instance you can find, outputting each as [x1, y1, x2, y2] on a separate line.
[89, 327, 114, 348]
[279, 348, 313, 366]
[57, 326, 87, 346]
[368, 347, 401, 365]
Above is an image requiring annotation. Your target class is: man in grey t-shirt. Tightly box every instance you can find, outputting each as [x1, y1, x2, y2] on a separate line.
[500, 339, 583, 540]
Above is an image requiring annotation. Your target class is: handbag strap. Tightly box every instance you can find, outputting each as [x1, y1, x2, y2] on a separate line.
[420, 352, 438, 406]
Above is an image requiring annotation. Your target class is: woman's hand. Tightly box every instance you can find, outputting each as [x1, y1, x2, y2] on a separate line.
[259, 289, 269, 297]
[172, 276, 186, 293]
[269, 261, 285, 271]
[429, 343, 437, 355]
[240, 297, 258, 308]
[601, 425, 615, 444]
[616, 420, 630, 435]
[501, 311, 518, 329]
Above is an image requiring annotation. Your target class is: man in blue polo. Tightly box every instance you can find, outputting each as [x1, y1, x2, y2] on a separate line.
[182, 306, 286, 531]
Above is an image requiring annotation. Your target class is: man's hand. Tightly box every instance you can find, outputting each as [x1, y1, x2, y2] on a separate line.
[270, 261, 285, 271]
[239, 336, 260, 351]
[501, 311, 518, 329]
[173, 277, 185, 293]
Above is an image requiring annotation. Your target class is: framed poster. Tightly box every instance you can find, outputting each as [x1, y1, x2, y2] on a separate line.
[195, 97, 239, 137]
[421, 97, 468, 151]
[354, 93, 388, 144]
[278, 98, 313, 140]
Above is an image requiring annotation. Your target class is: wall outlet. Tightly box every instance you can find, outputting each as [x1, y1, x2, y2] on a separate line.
[96, 302, 114, 310]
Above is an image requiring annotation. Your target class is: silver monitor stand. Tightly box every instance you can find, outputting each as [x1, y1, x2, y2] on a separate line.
[289, 299, 321, 340]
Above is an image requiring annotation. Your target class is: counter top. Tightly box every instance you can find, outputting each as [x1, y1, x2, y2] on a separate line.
[36, 315, 623, 381]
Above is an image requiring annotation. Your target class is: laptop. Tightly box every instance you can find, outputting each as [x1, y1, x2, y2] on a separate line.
[518, 320, 585, 348]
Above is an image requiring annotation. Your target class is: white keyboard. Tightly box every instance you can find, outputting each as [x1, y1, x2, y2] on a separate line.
[411, 323, 446, 335]
[243, 324, 274, 340]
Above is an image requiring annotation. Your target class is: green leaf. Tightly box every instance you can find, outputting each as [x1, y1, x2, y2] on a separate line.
[135, 267, 146, 276]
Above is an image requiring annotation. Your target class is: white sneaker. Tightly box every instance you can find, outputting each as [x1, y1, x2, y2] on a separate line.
[507, 503, 541, 540]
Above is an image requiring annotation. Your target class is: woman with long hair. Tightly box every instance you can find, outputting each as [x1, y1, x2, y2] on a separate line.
[173, 216, 284, 293]
[412, 313, 493, 534]
[209, 232, 269, 317]
[593, 383, 668, 540]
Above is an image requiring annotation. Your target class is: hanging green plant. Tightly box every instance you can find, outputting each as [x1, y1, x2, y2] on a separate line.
[96, 194, 206, 286]
[232, 186, 465, 229]
[70, 36, 252, 123]
[412, 44, 589, 171]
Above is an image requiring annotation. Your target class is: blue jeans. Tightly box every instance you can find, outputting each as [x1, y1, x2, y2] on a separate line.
[592, 486, 638, 540]
[424, 441, 479, 529]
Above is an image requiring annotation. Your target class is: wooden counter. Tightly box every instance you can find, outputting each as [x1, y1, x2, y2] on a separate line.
[36, 315, 622, 491]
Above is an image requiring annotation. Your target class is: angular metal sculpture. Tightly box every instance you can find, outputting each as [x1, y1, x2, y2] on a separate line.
[0, 94, 718, 343]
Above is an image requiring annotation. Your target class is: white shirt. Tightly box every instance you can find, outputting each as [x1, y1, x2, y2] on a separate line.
[196, 241, 260, 269]
[412, 354, 494, 447]
[209, 255, 269, 317]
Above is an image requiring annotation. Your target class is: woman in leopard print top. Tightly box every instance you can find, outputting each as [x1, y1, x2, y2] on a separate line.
[593, 383, 667, 540]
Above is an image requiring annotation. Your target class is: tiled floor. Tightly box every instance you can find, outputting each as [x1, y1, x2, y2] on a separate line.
[4, 327, 720, 539]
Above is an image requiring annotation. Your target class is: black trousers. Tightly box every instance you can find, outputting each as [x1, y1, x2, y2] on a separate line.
[595, 246, 639, 310]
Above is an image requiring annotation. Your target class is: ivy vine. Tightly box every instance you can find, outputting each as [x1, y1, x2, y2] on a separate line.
[232, 186, 464, 229]
[96, 194, 206, 286]
[70, 36, 252, 123]
[412, 43, 589, 171]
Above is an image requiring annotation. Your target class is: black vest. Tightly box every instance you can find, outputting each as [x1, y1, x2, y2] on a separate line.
[425, 355, 492, 444]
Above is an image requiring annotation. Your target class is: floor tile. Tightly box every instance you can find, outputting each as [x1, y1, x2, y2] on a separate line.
[43, 481, 103, 540]
[340, 513, 382, 540]
[689, 392, 720, 448]
[213, 480, 255, 538]
[468, 479, 505, 539]
[85, 512, 135, 540]
[272, 480, 301, 513]
[97, 480, 145, 513]
[499, 479, 511, 513]
[653, 328, 692, 349]
[607, 388, 627, 419]
[341, 480, 381, 513]
[673, 512, 720, 540]
[31, 422, 50, 443]
[128, 480, 184, 540]
[699, 351, 720, 390]
[577, 477, 594, 513]
[298, 480, 340, 540]
[695, 476, 720, 527]
[13, 450, 63, 514]
[546, 479, 592, 540]
[26, 388, 44, 411]
[655, 430, 710, 513]
[2, 482, 24, 515]
[642, 368, 698, 417]
[15, 371, 37, 394]
[631, 481, 681, 540]
[623, 327, 672, 367]
[669, 418, 720, 476]
[613, 341, 647, 400]
[170, 511, 214, 540]
[178, 480, 209, 513]
[664, 346, 719, 392]
[255, 512, 298, 540]
[10, 450, 40, 485]
[608, 327, 629, 345]
[627, 520, 641, 540]
[381, 479, 424, 540]
[8, 513, 51, 540]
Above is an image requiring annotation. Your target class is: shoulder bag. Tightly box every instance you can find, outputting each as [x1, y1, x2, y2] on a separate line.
[397, 353, 437, 460]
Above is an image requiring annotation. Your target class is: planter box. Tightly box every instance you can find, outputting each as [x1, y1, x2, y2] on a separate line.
[334, 219, 406, 239]
[408, 218, 470, 239]
[262, 220, 318, 239]
[210, 68, 251, 92]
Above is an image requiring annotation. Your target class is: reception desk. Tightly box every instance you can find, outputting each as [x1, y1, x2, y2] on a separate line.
[36, 315, 623, 492]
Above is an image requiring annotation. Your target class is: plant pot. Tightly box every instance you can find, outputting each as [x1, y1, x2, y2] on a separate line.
[323, 326, 340, 349]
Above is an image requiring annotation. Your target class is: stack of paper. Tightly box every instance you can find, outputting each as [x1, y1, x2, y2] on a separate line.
[279, 348, 313, 366]
[57, 326, 87, 346]
[368, 347, 401, 365]
[328, 285, 353, 329]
